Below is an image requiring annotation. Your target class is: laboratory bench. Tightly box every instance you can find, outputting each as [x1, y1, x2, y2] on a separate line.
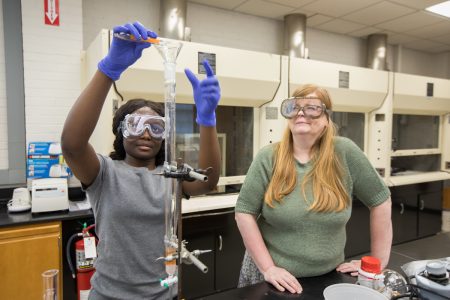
[0, 191, 238, 228]
[0, 182, 446, 299]
[0, 190, 239, 300]
[0, 203, 94, 227]
[199, 232, 450, 300]
[0, 192, 94, 300]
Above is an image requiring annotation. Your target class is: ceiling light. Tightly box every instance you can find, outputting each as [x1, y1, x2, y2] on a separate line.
[426, 1, 450, 18]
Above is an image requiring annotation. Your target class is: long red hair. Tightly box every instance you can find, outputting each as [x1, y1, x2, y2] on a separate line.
[264, 84, 350, 212]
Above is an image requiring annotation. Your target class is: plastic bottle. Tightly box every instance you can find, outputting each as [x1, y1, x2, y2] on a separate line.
[357, 256, 385, 291]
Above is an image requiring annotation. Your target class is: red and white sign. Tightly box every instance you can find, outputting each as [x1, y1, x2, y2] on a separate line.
[44, 0, 60, 26]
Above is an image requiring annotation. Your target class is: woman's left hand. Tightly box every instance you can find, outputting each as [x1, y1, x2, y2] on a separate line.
[336, 260, 361, 276]
[184, 60, 221, 127]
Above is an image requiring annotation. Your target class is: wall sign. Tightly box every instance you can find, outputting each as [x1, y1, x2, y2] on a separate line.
[44, 0, 60, 26]
[426, 82, 434, 97]
[198, 52, 216, 74]
[339, 71, 350, 88]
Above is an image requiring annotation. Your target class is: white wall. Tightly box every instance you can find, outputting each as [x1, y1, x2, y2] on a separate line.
[186, 2, 283, 55]
[83, 0, 160, 50]
[0, 0, 7, 170]
[82, 1, 364, 67]
[21, 0, 82, 144]
[432, 52, 450, 79]
[401, 48, 449, 78]
[306, 27, 366, 67]
[82, 0, 449, 75]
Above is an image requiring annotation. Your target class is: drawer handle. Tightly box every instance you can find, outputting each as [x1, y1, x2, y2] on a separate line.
[218, 235, 223, 251]
[420, 200, 425, 210]
[400, 203, 404, 215]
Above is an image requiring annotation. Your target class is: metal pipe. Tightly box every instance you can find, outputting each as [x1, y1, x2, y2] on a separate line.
[367, 33, 388, 70]
[159, 0, 187, 40]
[284, 13, 307, 58]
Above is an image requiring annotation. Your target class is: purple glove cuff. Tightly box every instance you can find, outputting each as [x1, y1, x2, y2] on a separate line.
[98, 59, 122, 81]
[196, 112, 216, 127]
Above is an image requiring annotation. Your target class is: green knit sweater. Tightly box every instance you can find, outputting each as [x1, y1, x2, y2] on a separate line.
[235, 136, 390, 277]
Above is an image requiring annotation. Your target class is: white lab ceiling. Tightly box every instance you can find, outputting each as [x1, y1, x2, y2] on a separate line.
[190, 0, 450, 53]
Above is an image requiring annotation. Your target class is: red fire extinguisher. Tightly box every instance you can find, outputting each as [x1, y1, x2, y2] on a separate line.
[66, 223, 97, 300]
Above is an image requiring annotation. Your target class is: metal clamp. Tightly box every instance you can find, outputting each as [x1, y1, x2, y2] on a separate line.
[180, 242, 211, 273]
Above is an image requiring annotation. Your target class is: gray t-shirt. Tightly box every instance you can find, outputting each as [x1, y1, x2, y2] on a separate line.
[86, 154, 170, 300]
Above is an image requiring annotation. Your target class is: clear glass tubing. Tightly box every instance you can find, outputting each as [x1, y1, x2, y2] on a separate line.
[114, 29, 184, 292]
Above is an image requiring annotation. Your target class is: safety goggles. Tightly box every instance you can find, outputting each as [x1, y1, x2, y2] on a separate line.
[120, 114, 165, 140]
[280, 97, 331, 119]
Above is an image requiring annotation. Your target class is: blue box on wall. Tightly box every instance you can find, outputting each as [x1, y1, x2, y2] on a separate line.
[27, 142, 71, 179]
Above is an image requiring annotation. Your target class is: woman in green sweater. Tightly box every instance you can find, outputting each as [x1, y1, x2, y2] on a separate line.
[235, 84, 392, 294]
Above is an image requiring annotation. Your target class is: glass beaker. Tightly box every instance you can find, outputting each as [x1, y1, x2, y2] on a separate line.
[42, 269, 59, 300]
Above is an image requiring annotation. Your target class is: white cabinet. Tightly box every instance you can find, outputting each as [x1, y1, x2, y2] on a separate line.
[389, 73, 450, 186]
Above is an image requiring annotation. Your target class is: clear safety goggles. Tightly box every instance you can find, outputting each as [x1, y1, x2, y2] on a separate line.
[280, 97, 331, 119]
[120, 114, 165, 140]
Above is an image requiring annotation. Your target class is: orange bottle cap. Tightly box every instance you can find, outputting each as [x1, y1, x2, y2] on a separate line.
[361, 256, 381, 273]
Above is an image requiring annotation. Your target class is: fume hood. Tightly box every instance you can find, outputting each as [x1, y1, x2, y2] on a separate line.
[288, 58, 391, 166]
[289, 58, 389, 113]
[389, 73, 450, 186]
[115, 35, 281, 107]
[83, 29, 282, 190]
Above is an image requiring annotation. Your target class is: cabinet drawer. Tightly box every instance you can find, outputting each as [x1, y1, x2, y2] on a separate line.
[0, 221, 62, 300]
[0, 221, 60, 240]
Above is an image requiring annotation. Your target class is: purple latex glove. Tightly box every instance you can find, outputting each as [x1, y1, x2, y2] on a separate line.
[184, 60, 221, 127]
[98, 21, 157, 81]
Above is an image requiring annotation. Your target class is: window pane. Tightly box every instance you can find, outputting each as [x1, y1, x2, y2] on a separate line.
[176, 104, 253, 193]
[392, 114, 439, 150]
[333, 112, 365, 150]
[391, 154, 441, 175]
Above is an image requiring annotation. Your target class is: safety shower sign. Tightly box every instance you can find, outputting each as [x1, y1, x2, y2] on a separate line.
[44, 0, 60, 26]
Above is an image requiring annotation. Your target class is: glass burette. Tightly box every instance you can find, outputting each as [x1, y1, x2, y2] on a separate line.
[114, 32, 210, 300]
[114, 32, 183, 299]
[154, 39, 183, 297]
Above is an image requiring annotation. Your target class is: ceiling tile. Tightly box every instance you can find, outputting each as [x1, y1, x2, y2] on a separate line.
[348, 26, 385, 38]
[387, 33, 419, 44]
[342, 1, 415, 26]
[235, 0, 296, 19]
[301, 0, 382, 17]
[406, 20, 450, 38]
[316, 19, 367, 34]
[188, 0, 450, 54]
[264, 0, 315, 8]
[289, 8, 316, 17]
[307, 14, 334, 27]
[190, 0, 248, 10]
[377, 11, 444, 32]
[403, 39, 447, 51]
[426, 44, 450, 53]
[429, 33, 450, 45]
[388, 0, 445, 10]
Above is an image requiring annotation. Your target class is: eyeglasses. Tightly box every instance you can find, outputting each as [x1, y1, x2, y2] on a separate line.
[120, 114, 165, 140]
[280, 97, 330, 119]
